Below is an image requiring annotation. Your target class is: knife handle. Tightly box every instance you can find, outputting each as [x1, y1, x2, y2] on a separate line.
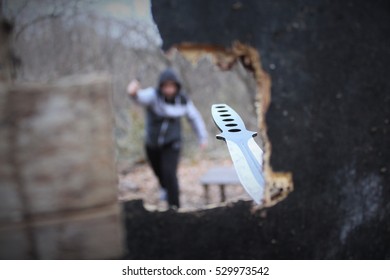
[211, 104, 257, 143]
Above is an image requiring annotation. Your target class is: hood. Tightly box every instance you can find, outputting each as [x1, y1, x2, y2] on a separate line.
[158, 68, 182, 92]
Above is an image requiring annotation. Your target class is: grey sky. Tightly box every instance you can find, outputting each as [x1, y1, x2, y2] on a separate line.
[4, 0, 153, 23]
[94, 0, 153, 22]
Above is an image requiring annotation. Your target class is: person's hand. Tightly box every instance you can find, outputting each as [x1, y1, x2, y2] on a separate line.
[127, 79, 140, 96]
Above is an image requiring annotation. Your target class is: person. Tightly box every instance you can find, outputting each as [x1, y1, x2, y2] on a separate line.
[127, 68, 208, 209]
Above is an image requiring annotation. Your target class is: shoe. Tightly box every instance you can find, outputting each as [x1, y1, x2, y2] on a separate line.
[159, 188, 167, 201]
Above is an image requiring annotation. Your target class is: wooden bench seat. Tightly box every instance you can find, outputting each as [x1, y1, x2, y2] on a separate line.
[199, 166, 241, 203]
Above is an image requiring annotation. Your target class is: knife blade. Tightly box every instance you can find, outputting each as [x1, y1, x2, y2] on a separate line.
[211, 104, 265, 204]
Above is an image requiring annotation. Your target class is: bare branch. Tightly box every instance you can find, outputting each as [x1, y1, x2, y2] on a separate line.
[13, 0, 84, 41]
[13, 0, 30, 20]
[14, 11, 61, 40]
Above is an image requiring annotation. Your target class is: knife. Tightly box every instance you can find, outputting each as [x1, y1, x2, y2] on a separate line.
[211, 104, 265, 204]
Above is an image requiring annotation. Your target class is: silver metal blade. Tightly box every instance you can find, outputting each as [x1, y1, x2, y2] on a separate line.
[211, 103, 265, 205]
[226, 139, 265, 204]
[247, 137, 263, 167]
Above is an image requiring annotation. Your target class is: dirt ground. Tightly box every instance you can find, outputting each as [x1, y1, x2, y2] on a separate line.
[118, 157, 252, 211]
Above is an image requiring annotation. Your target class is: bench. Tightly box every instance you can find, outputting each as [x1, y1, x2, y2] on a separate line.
[200, 166, 241, 203]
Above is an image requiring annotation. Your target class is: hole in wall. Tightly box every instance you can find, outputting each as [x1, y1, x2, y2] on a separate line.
[172, 41, 294, 209]
[122, 41, 293, 211]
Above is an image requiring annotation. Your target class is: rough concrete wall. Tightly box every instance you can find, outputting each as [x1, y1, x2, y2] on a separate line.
[0, 74, 124, 259]
[122, 0, 390, 259]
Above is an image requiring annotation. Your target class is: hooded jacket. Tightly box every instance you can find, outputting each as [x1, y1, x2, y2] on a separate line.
[132, 68, 208, 148]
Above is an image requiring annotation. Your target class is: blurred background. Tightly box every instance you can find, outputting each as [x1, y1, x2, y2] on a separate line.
[2, 0, 260, 210]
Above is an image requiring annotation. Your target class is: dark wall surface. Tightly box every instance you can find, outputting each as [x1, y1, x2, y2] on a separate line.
[124, 0, 390, 259]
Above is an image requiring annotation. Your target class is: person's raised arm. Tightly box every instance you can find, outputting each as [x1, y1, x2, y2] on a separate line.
[127, 79, 140, 97]
[127, 79, 156, 106]
[186, 101, 208, 150]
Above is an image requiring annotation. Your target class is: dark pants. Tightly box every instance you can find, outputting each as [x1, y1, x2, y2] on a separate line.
[145, 142, 181, 208]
